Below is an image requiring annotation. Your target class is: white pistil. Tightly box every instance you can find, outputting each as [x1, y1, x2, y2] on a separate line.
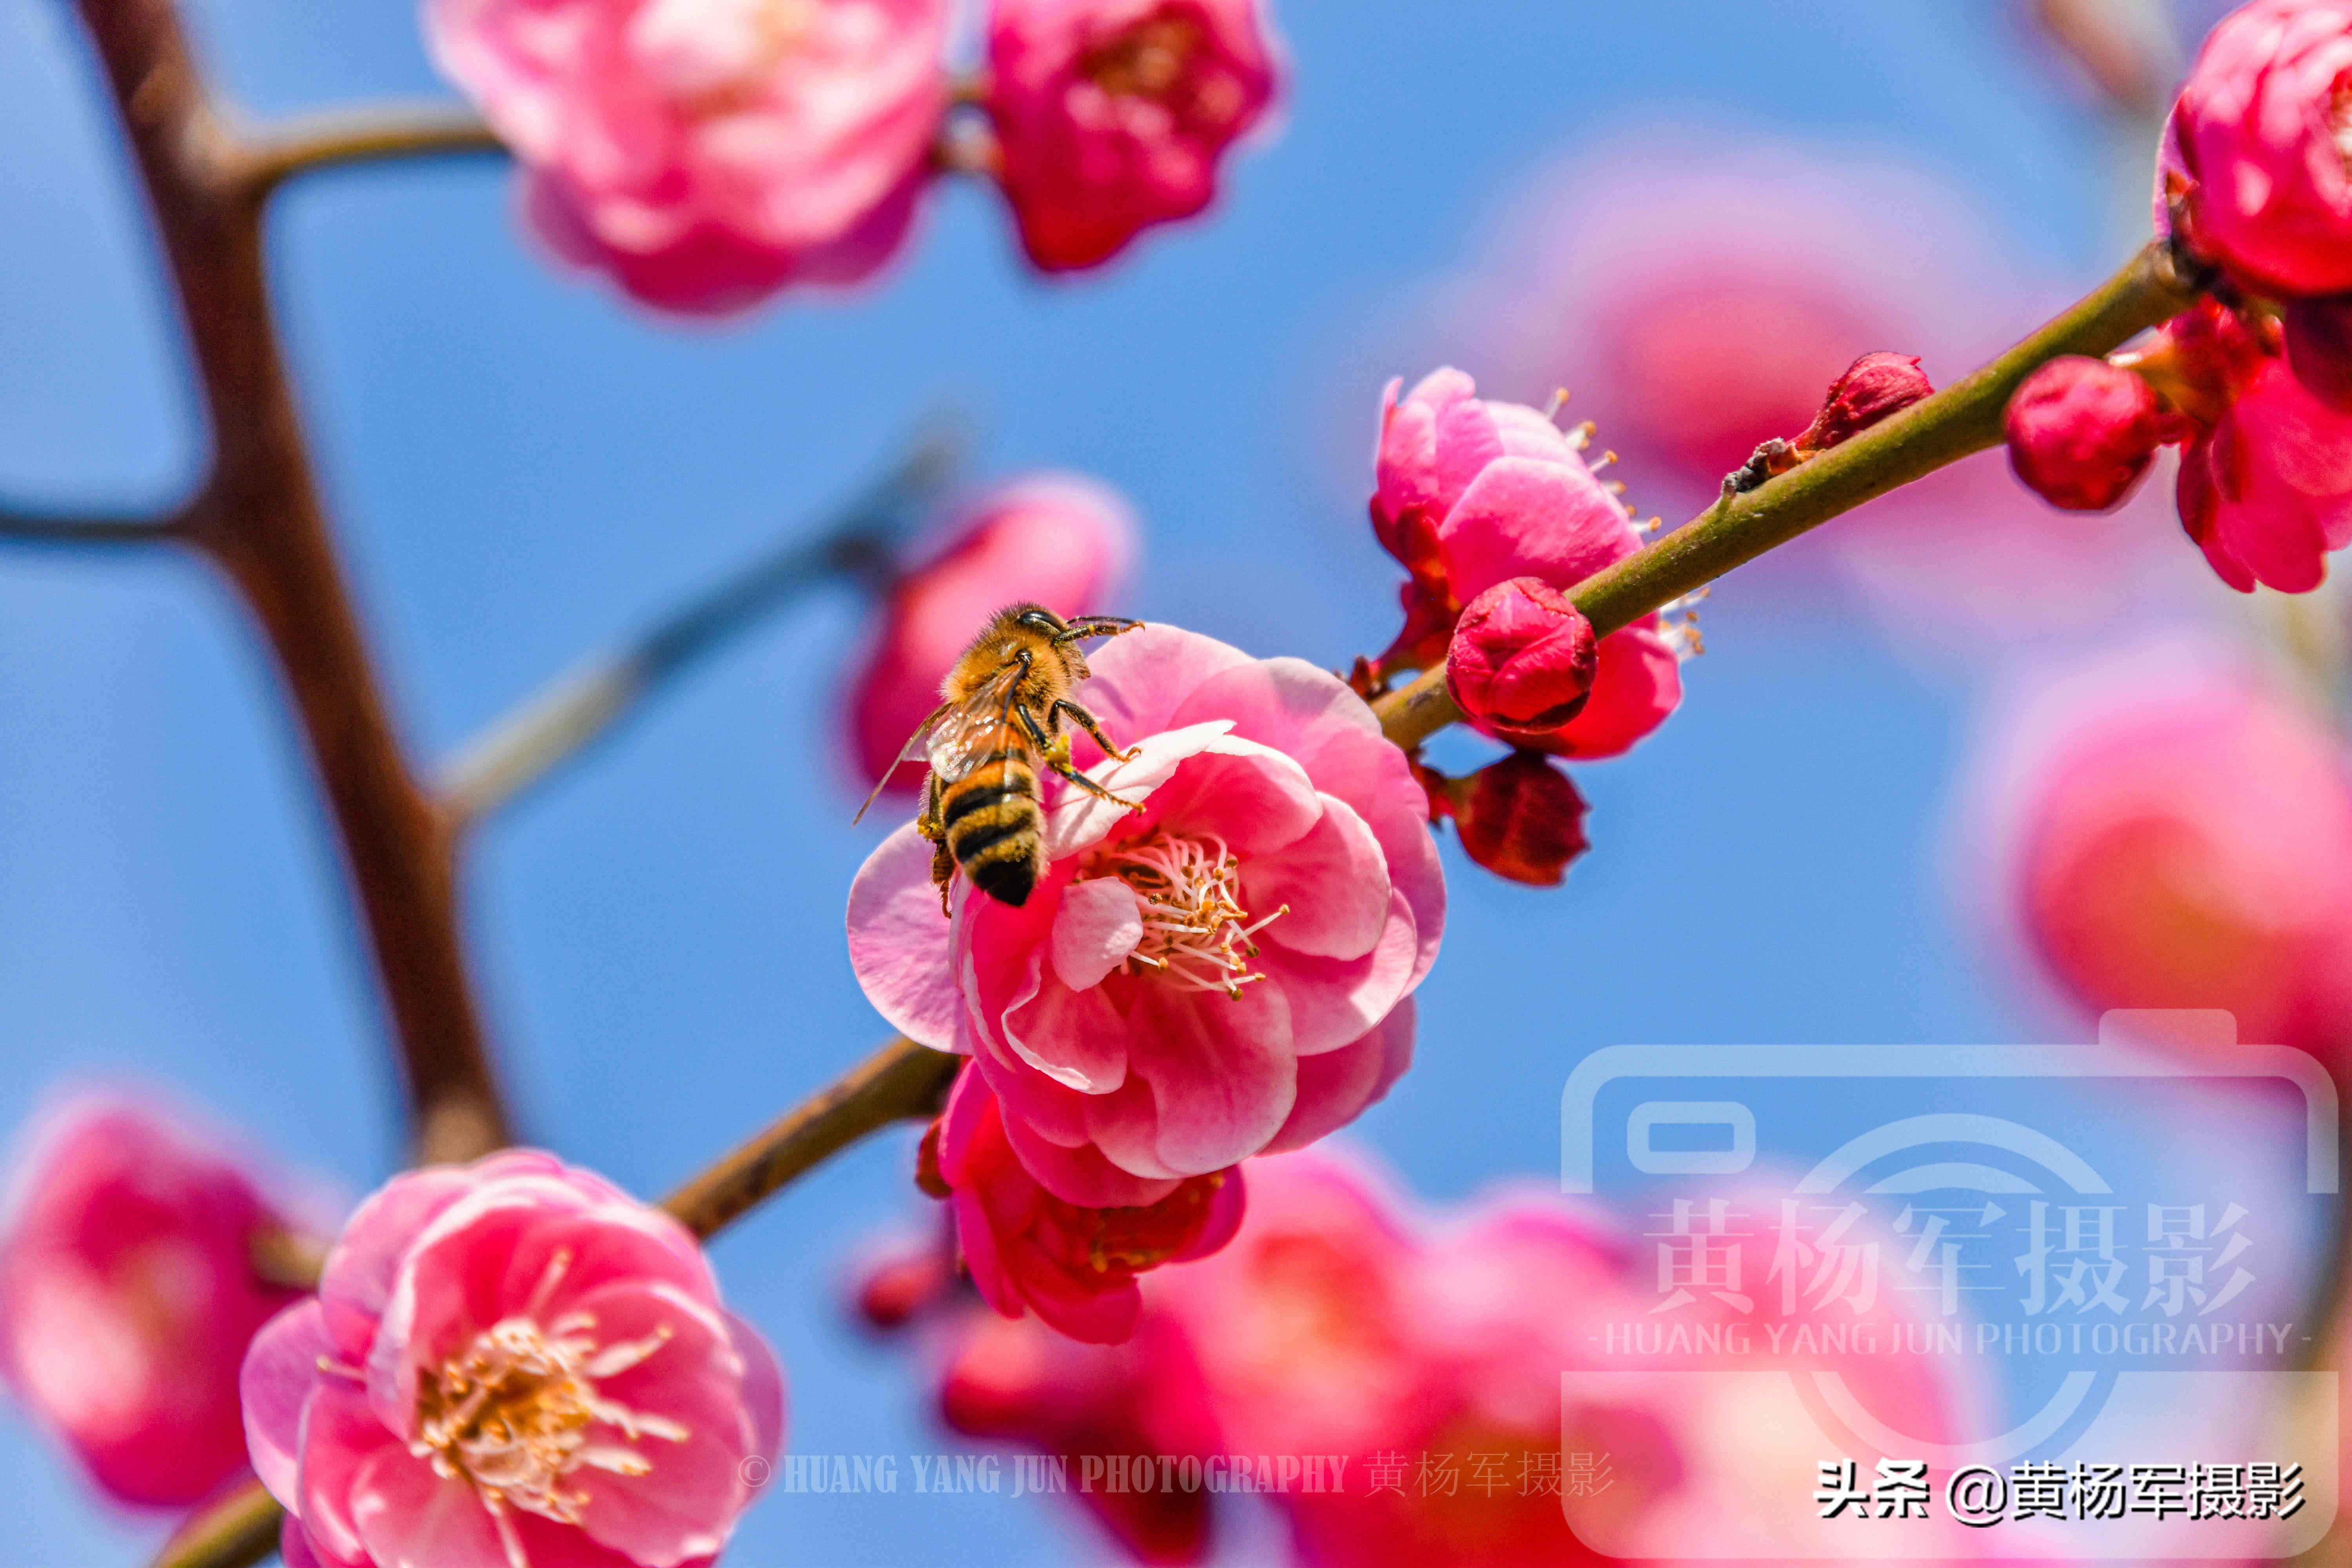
[1089, 830, 1288, 999]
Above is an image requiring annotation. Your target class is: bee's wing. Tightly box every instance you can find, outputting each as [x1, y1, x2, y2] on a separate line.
[849, 699, 953, 826]
[925, 662, 1026, 782]
[846, 662, 1025, 826]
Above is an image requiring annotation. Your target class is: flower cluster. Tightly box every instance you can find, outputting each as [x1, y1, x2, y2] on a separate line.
[1365, 368, 1687, 884]
[428, 0, 1280, 313]
[864, 1147, 1980, 1565]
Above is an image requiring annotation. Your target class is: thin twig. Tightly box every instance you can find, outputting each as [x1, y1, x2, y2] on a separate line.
[237, 103, 505, 197]
[0, 503, 187, 545]
[1371, 240, 2203, 751]
[74, 0, 510, 1164]
[439, 425, 960, 827]
[661, 1036, 959, 1239]
[152, 1479, 279, 1568]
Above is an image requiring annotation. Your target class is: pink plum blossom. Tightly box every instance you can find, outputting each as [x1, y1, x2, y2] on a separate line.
[1987, 647, 2352, 1058]
[0, 1093, 314, 1506]
[2177, 348, 2352, 590]
[2165, 0, 2352, 299]
[844, 474, 1138, 798]
[848, 624, 1441, 1207]
[985, 0, 1280, 272]
[426, 0, 951, 315]
[242, 1150, 782, 1568]
[923, 1064, 1243, 1344]
[1372, 368, 1683, 760]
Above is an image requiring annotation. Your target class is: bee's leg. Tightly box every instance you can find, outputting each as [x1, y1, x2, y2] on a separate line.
[1018, 700, 1144, 814]
[917, 773, 956, 913]
[1051, 698, 1140, 763]
[1052, 616, 1142, 643]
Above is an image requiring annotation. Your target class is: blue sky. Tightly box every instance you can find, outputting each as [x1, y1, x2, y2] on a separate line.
[0, 1, 2273, 1563]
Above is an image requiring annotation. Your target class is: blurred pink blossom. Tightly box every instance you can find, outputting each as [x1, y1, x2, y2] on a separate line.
[0, 1093, 315, 1506]
[924, 1063, 1243, 1344]
[849, 624, 1439, 1206]
[1967, 637, 2352, 1059]
[844, 474, 1138, 799]
[426, 0, 950, 315]
[1372, 368, 1683, 760]
[243, 1150, 781, 1568]
[2164, 0, 2352, 298]
[1419, 133, 2195, 644]
[985, 0, 1280, 271]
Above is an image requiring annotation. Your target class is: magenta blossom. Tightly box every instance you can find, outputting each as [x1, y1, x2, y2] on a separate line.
[849, 624, 1441, 1207]
[1372, 368, 1684, 760]
[926, 1064, 1244, 1344]
[427, 0, 950, 315]
[2165, 0, 2352, 299]
[844, 473, 1138, 798]
[986, 0, 1280, 272]
[242, 1151, 782, 1568]
[2005, 355, 2173, 512]
[2178, 349, 2352, 590]
[0, 1093, 314, 1506]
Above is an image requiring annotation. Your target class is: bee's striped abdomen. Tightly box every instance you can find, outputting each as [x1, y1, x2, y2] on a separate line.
[940, 738, 1044, 906]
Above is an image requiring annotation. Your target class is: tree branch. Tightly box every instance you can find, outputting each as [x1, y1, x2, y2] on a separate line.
[74, 0, 510, 1164]
[237, 103, 505, 198]
[661, 1036, 959, 1239]
[151, 1479, 279, 1568]
[439, 425, 960, 827]
[1371, 240, 2204, 751]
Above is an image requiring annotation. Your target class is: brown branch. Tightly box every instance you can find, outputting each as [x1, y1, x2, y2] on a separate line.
[661, 1036, 959, 1239]
[236, 103, 505, 197]
[74, 0, 508, 1164]
[0, 501, 187, 545]
[152, 1479, 279, 1568]
[1371, 240, 2203, 751]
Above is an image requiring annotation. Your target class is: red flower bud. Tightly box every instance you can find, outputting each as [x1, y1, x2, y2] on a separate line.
[1794, 352, 1934, 454]
[1446, 751, 1592, 887]
[2285, 294, 2352, 414]
[2004, 356, 2167, 511]
[1445, 577, 1599, 737]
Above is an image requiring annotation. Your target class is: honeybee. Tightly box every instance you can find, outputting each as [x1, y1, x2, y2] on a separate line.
[855, 604, 1145, 908]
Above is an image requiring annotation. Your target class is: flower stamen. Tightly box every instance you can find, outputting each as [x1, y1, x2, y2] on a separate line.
[1087, 829, 1287, 999]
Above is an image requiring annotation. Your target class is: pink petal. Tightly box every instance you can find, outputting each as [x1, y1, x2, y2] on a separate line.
[1168, 652, 1382, 757]
[1085, 984, 1297, 1177]
[1072, 625, 1258, 757]
[1127, 735, 1325, 857]
[1049, 876, 1145, 991]
[1018, 1257, 1143, 1345]
[952, 1186, 1020, 1319]
[1436, 454, 1636, 603]
[1261, 888, 1421, 1057]
[1243, 796, 1392, 961]
[299, 1382, 404, 1568]
[981, 1060, 1180, 1207]
[1264, 1000, 1417, 1153]
[846, 823, 962, 1051]
[1042, 720, 1235, 857]
[350, 1440, 512, 1568]
[1540, 618, 1684, 760]
[566, 1282, 759, 1566]
[241, 1299, 332, 1508]
[725, 1310, 786, 1470]
[1173, 1164, 1249, 1261]
[1272, 723, 1447, 991]
[1002, 973, 1130, 1093]
[317, 1165, 475, 1361]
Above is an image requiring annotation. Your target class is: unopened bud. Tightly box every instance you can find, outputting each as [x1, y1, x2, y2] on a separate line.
[1448, 751, 1592, 887]
[1794, 352, 1934, 455]
[2285, 294, 2352, 414]
[2004, 356, 2167, 512]
[1445, 577, 1599, 737]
